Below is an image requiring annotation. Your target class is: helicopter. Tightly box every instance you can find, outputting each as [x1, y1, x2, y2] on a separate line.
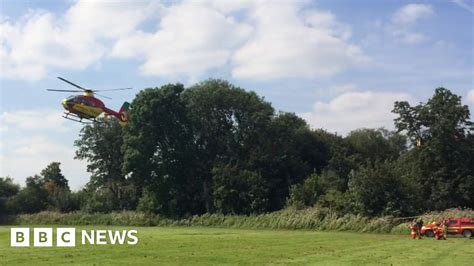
[47, 77, 132, 124]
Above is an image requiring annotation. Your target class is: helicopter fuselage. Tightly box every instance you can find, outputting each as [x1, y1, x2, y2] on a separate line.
[62, 95, 123, 122]
[48, 77, 131, 124]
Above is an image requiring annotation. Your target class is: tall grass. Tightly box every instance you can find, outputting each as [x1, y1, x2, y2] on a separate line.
[7, 208, 473, 234]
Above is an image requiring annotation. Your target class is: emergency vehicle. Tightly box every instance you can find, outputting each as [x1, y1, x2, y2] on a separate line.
[421, 218, 474, 238]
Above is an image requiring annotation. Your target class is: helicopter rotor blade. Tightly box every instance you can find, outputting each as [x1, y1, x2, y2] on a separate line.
[94, 92, 112, 100]
[94, 88, 133, 92]
[57, 77, 87, 91]
[54, 77, 130, 99]
[47, 89, 83, 92]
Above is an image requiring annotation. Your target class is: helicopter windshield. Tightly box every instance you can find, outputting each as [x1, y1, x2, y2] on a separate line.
[65, 95, 81, 104]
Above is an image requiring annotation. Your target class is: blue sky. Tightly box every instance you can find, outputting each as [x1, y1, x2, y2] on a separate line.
[1, 0, 473, 189]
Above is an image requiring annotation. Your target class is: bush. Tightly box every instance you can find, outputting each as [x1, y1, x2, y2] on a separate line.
[213, 166, 269, 214]
[4, 208, 472, 235]
[137, 189, 158, 214]
[348, 162, 417, 217]
[47, 188, 81, 212]
[0, 177, 20, 215]
[81, 188, 117, 213]
[287, 171, 348, 211]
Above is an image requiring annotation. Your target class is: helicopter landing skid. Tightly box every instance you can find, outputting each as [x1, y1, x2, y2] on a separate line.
[62, 112, 94, 124]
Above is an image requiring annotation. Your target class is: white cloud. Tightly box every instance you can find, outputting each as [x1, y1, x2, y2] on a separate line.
[0, 0, 158, 81]
[2, 0, 368, 81]
[392, 4, 434, 25]
[112, 2, 252, 79]
[389, 4, 434, 44]
[0, 109, 69, 132]
[231, 2, 368, 79]
[301, 90, 416, 135]
[197, 0, 256, 13]
[11, 136, 71, 157]
[467, 89, 474, 104]
[65, 1, 162, 39]
[0, 135, 87, 189]
[0, 109, 88, 189]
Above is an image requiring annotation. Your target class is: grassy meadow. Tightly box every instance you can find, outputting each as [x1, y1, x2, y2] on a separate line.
[0, 226, 473, 265]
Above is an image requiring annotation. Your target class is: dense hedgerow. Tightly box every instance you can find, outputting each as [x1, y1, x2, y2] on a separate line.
[6, 208, 473, 234]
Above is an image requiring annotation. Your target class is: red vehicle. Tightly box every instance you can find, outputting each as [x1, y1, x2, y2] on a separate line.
[421, 218, 474, 238]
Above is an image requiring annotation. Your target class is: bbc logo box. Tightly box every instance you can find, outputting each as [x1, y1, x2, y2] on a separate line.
[10, 228, 138, 247]
[11, 228, 76, 247]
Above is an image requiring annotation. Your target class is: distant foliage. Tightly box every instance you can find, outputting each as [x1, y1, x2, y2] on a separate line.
[9, 208, 474, 234]
[41, 162, 69, 190]
[1, 164, 79, 214]
[81, 187, 117, 213]
[348, 161, 418, 217]
[137, 189, 158, 214]
[121, 80, 330, 216]
[393, 88, 474, 210]
[0, 177, 20, 215]
[75, 118, 137, 211]
[212, 166, 268, 214]
[8, 175, 48, 213]
[3, 84, 473, 220]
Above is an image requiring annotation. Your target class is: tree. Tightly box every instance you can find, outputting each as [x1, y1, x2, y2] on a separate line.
[346, 128, 407, 165]
[0, 177, 19, 198]
[123, 84, 199, 216]
[348, 161, 419, 216]
[41, 162, 69, 190]
[212, 165, 268, 214]
[124, 80, 335, 215]
[393, 88, 472, 145]
[136, 189, 159, 214]
[9, 175, 48, 213]
[287, 171, 336, 208]
[75, 117, 136, 210]
[81, 186, 118, 213]
[182, 80, 275, 212]
[286, 170, 352, 213]
[314, 130, 357, 193]
[393, 88, 474, 209]
[0, 177, 20, 215]
[40, 162, 72, 212]
[255, 114, 330, 210]
[3, 167, 77, 214]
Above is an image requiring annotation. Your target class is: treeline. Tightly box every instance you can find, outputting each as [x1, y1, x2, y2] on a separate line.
[0, 163, 80, 214]
[1, 80, 473, 218]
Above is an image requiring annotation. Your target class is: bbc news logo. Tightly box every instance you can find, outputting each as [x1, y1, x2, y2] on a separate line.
[10, 228, 138, 247]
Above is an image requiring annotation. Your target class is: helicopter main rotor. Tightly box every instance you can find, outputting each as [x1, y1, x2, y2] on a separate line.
[47, 77, 132, 99]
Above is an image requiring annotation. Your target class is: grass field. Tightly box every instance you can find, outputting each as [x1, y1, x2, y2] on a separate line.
[0, 226, 473, 265]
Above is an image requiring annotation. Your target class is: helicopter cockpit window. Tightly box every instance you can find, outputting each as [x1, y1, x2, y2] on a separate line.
[66, 96, 81, 104]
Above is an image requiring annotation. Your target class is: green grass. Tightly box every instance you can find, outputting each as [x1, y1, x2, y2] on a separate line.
[0, 226, 472, 265]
